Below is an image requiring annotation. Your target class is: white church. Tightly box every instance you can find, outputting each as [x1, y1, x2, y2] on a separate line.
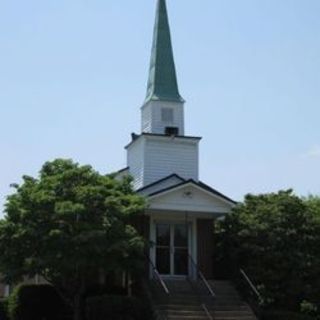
[116, 0, 236, 281]
[1, 2, 261, 318]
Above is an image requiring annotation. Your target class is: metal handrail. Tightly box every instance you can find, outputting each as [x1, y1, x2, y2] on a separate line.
[188, 254, 215, 298]
[201, 303, 213, 320]
[147, 258, 169, 320]
[240, 268, 261, 300]
[148, 257, 170, 295]
[187, 254, 214, 320]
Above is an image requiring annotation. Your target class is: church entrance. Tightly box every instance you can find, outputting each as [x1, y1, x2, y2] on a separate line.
[155, 223, 189, 276]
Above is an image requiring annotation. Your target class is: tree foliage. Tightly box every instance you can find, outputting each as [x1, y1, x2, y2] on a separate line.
[216, 190, 320, 314]
[0, 159, 146, 320]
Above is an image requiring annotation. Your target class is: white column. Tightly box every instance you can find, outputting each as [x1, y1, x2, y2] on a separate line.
[149, 217, 156, 279]
[4, 284, 10, 297]
[191, 217, 198, 280]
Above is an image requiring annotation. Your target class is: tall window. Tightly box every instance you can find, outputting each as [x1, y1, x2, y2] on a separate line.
[161, 108, 174, 123]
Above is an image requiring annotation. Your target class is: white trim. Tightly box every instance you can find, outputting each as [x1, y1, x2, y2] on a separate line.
[149, 181, 235, 207]
[149, 216, 156, 279]
[138, 175, 185, 196]
[149, 216, 197, 280]
[144, 134, 200, 145]
[192, 217, 197, 280]
[146, 209, 226, 219]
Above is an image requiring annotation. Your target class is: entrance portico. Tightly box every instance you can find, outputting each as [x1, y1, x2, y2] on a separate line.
[140, 177, 236, 280]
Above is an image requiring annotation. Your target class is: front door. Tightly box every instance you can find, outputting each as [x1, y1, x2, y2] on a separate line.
[155, 223, 189, 276]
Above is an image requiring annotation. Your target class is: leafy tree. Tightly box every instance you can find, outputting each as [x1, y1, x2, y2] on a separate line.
[0, 159, 146, 320]
[304, 195, 320, 220]
[216, 190, 320, 313]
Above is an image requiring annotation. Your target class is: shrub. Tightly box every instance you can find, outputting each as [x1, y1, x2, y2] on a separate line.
[0, 299, 8, 320]
[7, 284, 69, 320]
[261, 310, 315, 320]
[301, 300, 319, 318]
[86, 295, 147, 320]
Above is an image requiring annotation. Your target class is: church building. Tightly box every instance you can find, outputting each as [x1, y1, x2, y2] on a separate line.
[117, 0, 236, 280]
[2, 3, 261, 319]
[1, 3, 265, 319]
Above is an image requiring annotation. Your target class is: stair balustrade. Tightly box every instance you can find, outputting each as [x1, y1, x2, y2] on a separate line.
[238, 268, 262, 318]
[147, 257, 169, 320]
[188, 254, 215, 298]
[147, 257, 170, 295]
[188, 254, 215, 320]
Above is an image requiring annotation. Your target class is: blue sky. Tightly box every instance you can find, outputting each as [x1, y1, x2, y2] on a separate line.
[0, 0, 319, 216]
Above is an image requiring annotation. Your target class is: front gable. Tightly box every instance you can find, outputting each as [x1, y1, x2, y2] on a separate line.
[147, 182, 235, 215]
[138, 174, 185, 196]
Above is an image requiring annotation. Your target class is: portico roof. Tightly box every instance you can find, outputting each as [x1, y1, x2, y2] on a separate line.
[137, 174, 237, 207]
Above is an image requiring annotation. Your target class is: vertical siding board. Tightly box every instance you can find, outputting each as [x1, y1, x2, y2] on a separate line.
[197, 219, 214, 279]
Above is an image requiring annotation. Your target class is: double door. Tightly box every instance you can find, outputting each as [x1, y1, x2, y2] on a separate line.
[155, 223, 189, 276]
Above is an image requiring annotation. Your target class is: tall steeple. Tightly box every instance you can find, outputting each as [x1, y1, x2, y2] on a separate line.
[127, 0, 201, 190]
[145, 0, 184, 103]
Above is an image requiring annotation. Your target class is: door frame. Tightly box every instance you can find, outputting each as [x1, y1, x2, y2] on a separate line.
[150, 217, 197, 279]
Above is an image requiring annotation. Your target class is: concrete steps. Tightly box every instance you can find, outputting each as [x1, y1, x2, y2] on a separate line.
[150, 279, 257, 320]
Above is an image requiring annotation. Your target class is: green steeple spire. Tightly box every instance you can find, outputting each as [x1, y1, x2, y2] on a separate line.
[145, 0, 184, 103]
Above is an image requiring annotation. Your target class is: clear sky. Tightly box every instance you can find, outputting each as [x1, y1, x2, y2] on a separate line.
[0, 0, 319, 217]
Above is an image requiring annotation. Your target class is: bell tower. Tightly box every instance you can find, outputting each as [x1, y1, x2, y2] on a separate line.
[126, 0, 201, 189]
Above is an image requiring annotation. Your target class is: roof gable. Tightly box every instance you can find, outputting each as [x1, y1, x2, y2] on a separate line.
[147, 180, 236, 215]
[137, 174, 185, 196]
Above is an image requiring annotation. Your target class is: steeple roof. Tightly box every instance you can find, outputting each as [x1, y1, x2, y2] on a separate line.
[145, 0, 184, 104]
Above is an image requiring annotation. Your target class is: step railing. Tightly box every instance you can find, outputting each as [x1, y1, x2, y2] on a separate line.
[188, 254, 214, 320]
[141, 276, 168, 320]
[147, 258, 169, 320]
[201, 303, 213, 320]
[238, 268, 262, 318]
[148, 257, 169, 295]
[240, 268, 261, 300]
[188, 254, 215, 298]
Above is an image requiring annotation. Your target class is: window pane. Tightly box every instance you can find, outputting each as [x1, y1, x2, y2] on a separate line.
[156, 224, 170, 246]
[156, 248, 170, 274]
[174, 224, 188, 247]
[174, 248, 188, 275]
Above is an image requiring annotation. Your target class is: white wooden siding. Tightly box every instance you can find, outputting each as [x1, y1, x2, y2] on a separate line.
[143, 136, 199, 186]
[141, 103, 152, 133]
[141, 100, 185, 135]
[127, 138, 145, 189]
[127, 135, 199, 190]
[149, 184, 234, 214]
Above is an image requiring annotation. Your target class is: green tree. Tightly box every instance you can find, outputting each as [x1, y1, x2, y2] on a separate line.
[216, 190, 320, 312]
[0, 159, 146, 320]
[304, 195, 320, 220]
